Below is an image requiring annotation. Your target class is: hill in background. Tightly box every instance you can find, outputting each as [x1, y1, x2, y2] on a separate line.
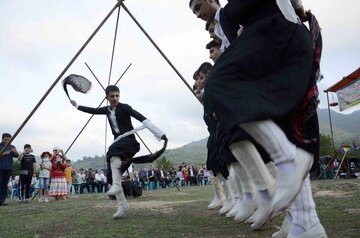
[73, 108, 360, 170]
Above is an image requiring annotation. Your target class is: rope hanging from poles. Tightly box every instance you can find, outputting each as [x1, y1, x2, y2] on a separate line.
[119, 2, 199, 102]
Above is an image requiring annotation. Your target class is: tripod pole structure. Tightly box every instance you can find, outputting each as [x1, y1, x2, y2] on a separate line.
[0, 2, 121, 156]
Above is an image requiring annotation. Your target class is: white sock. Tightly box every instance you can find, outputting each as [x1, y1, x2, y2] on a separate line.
[240, 120, 296, 165]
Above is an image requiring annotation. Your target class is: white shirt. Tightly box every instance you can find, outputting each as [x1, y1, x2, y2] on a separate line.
[95, 173, 106, 182]
[108, 107, 120, 134]
[276, 0, 302, 24]
[214, 8, 231, 52]
[39, 159, 51, 178]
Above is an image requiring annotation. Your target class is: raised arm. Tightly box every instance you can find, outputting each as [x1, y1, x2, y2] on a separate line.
[70, 100, 107, 115]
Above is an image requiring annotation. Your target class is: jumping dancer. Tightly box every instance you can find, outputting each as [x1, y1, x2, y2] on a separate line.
[71, 85, 166, 219]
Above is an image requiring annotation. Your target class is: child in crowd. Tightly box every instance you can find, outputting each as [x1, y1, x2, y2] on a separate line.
[39, 152, 52, 202]
[64, 159, 75, 197]
[49, 155, 67, 200]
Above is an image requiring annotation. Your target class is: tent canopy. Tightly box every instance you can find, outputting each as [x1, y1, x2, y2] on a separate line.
[324, 67, 360, 93]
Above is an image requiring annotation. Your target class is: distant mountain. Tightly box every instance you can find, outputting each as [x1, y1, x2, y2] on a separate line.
[73, 108, 360, 169]
[317, 108, 360, 145]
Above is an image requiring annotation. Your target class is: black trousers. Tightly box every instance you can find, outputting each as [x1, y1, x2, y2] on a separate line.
[20, 175, 32, 199]
[0, 170, 12, 204]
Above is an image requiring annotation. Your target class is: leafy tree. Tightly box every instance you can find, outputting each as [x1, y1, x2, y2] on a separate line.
[319, 133, 334, 156]
[12, 160, 20, 177]
[156, 156, 174, 171]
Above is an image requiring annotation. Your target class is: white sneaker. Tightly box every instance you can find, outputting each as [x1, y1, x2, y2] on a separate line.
[287, 222, 327, 238]
[208, 196, 224, 210]
[251, 200, 273, 230]
[44, 198, 49, 203]
[113, 201, 130, 219]
[219, 199, 233, 215]
[272, 148, 313, 217]
[38, 198, 43, 203]
[234, 200, 256, 223]
[106, 183, 123, 196]
[272, 214, 292, 238]
[226, 198, 241, 218]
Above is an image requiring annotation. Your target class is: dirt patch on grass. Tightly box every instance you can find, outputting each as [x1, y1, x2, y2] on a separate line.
[314, 190, 353, 198]
[130, 200, 200, 214]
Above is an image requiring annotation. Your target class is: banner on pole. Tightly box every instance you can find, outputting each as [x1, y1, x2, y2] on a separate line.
[336, 77, 360, 111]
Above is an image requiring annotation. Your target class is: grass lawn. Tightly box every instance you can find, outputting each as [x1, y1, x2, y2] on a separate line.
[0, 179, 359, 238]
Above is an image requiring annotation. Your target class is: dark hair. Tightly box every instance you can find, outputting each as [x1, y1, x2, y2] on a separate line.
[2, 133, 11, 139]
[197, 62, 213, 75]
[206, 40, 221, 50]
[24, 144, 31, 149]
[189, 0, 220, 8]
[105, 85, 119, 97]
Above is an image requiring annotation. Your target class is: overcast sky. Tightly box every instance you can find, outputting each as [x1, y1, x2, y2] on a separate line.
[1, 0, 359, 161]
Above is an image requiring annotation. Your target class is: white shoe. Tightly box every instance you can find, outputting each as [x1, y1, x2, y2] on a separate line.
[244, 214, 255, 224]
[208, 196, 224, 210]
[251, 199, 273, 230]
[219, 199, 233, 215]
[44, 198, 49, 203]
[272, 214, 292, 238]
[226, 198, 241, 218]
[113, 201, 130, 219]
[38, 198, 43, 203]
[272, 148, 313, 217]
[287, 222, 327, 238]
[106, 183, 123, 196]
[234, 200, 256, 223]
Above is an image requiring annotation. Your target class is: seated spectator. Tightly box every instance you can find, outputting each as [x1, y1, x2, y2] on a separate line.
[122, 176, 142, 198]
[95, 169, 107, 193]
[12, 175, 20, 199]
[7, 176, 13, 198]
[138, 166, 148, 189]
[30, 174, 38, 198]
[85, 168, 96, 193]
[157, 166, 170, 188]
[147, 165, 158, 189]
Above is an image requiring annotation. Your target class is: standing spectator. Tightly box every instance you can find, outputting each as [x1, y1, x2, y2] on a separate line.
[64, 159, 75, 197]
[49, 155, 67, 200]
[38, 151, 52, 202]
[95, 169, 107, 193]
[0, 133, 19, 206]
[76, 168, 86, 194]
[85, 168, 96, 193]
[18, 144, 36, 203]
[183, 166, 190, 186]
[138, 166, 148, 189]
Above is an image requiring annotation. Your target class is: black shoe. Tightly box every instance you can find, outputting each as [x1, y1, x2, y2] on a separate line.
[0, 203, 8, 206]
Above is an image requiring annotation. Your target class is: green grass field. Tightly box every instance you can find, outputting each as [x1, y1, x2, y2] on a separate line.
[0, 179, 359, 238]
